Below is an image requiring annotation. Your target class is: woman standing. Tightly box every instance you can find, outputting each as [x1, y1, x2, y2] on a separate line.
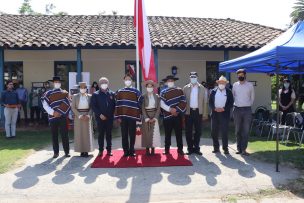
[90, 81, 99, 94]
[141, 80, 161, 155]
[71, 82, 94, 157]
[279, 78, 296, 124]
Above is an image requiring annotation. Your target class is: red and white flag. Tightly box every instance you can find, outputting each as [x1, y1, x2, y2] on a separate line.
[134, 0, 157, 82]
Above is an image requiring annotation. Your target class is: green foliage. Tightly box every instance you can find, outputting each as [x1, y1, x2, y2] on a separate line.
[290, 0, 304, 24]
[18, 0, 68, 15]
[0, 130, 52, 173]
[18, 0, 34, 15]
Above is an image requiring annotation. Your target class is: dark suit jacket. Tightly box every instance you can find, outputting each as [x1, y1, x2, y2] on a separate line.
[209, 87, 234, 117]
[91, 89, 116, 121]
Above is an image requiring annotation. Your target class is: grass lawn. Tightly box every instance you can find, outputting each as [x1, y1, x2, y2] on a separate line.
[0, 129, 54, 174]
[248, 136, 304, 169]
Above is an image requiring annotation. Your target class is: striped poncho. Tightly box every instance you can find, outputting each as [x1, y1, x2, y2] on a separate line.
[41, 88, 71, 122]
[160, 87, 186, 119]
[114, 87, 142, 121]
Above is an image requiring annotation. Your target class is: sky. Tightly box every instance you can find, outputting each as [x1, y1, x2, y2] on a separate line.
[0, 0, 297, 29]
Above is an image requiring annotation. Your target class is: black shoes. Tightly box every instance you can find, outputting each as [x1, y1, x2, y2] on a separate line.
[53, 153, 59, 159]
[129, 152, 136, 157]
[212, 149, 220, 153]
[107, 151, 113, 156]
[224, 150, 230, 155]
[194, 151, 203, 155]
[163, 149, 170, 155]
[146, 148, 150, 156]
[65, 154, 71, 158]
[236, 151, 242, 154]
[123, 152, 129, 157]
[97, 151, 103, 157]
[177, 150, 185, 155]
[241, 151, 250, 156]
[151, 148, 155, 155]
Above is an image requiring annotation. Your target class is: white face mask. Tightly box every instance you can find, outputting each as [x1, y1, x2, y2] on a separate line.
[190, 78, 197, 84]
[167, 82, 174, 88]
[146, 87, 154, 93]
[218, 84, 226, 90]
[125, 80, 132, 87]
[54, 83, 61, 89]
[100, 84, 108, 90]
[284, 83, 290, 89]
[80, 89, 87, 94]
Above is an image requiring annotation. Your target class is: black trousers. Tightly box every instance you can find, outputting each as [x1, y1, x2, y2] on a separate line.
[97, 119, 113, 152]
[163, 114, 183, 150]
[121, 118, 136, 154]
[211, 112, 230, 151]
[50, 117, 69, 154]
[30, 106, 41, 122]
[185, 109, 202, 152]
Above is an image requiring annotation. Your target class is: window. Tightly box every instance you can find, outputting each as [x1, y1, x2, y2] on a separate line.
[4, 62, 23, 88]
[125, 60, 142, 90]
[54, 61, 77, 90]
[206, 61, 225, 88]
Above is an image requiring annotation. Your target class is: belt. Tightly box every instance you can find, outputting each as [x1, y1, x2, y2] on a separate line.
[190, 108, 198, 111]
[5, 105, 19, 108]
[234, 106, 251, 109]
[77, 109, 89, 112]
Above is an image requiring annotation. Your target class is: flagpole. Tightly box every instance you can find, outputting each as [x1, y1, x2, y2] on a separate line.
[136, 0, 140, 90]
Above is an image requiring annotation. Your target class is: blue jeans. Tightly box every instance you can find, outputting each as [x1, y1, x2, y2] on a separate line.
[4, 107, 19, 137]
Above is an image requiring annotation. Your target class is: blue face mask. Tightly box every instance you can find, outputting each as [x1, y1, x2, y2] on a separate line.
[284, 83, 290, 89]
[190, 78, 197, 84]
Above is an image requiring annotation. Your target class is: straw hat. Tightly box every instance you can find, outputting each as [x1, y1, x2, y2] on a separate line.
[142, 80, 158, 87]
[216, 75, 229, 83]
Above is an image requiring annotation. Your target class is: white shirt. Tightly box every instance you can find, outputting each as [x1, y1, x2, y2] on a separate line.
[232, 81, 255, 107]
[78, 94, 89, 109]
[215, 88, 227, 108]
[190, 84, 199, 108]
[42, 100, 54, 115]
[146, 94, 156, 109]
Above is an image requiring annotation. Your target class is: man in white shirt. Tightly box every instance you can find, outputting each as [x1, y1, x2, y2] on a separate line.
[232, 69, 255, 156]
[183, 72, 208, 155]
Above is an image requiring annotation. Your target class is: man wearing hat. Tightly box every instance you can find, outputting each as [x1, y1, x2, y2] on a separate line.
[233, 69, 255, 156]
[42, 76, 71, 158]
[115, 74, 142, 157]
[91, 77, 116, 157]
[183, 72, 208, 155]
[209, 76, 234, 154]
[71, 82, 94, 157]
[160, 75, 186, 155]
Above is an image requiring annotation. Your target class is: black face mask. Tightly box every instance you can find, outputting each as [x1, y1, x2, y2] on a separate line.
[238, 76, 245, 81]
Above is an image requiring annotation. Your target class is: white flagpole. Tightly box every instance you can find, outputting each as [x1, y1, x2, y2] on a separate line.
[136, 0, 140, 90]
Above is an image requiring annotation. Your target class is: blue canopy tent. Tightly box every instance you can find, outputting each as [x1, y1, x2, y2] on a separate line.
[219, 21, 304, 172]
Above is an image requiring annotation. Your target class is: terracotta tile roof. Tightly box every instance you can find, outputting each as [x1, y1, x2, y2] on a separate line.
[0, 15, 283, 49]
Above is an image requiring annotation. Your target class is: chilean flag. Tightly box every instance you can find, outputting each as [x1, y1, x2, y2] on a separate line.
[134, 0, 157, 82]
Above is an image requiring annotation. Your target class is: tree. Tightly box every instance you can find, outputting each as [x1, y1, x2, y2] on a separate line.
[19, 0, 34, 15]
[45, 3, 55, 15]
[290, 0, 304, 24]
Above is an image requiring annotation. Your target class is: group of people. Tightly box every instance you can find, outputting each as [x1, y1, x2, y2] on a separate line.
[24, 68, 253, 159]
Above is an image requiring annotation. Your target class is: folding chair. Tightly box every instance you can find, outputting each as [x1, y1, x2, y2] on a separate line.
[267, 111, 288, 141]
[250, 106, 268, 136]
[285, 112, 304, 146]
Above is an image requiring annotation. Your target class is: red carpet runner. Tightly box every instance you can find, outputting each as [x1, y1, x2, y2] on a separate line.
[91, 149, 193, 168]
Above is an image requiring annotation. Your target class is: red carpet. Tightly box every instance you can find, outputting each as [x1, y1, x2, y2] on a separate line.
[91, 149, 193, 168]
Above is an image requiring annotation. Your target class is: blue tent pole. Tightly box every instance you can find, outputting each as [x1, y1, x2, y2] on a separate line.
[0, 47, 4, 127]
[76, 47, 82, 83]
[275, 64, 280, 172]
